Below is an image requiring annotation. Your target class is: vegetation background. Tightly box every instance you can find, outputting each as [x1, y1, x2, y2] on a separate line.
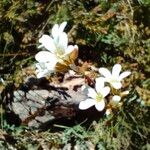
[0, 0, 150, 149]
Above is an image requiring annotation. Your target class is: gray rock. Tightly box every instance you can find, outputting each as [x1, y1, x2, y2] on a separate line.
[4, 77, 87, 129]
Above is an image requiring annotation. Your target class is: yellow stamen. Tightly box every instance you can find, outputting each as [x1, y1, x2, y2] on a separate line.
[96, 93, 103, 102]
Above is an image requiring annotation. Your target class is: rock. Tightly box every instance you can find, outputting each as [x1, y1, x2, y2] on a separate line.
[2, 76, 88, 129]
[2, 76, 103, 129]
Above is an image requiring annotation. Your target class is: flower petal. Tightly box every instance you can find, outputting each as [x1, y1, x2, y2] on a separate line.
[45, 61, 57, 70]
[35, 51, 57, 63]
[112, 95, 121, 103]
[87, 87, 97, 99]
[52, 22, 67, 43]
[39, 35, 56, 53]
[99, 67, 111, 78]
[58, 32, 68, 52]
[79, 98, 95, 110]
[66, 45, 75, 55]
[36, 63, 45, 71]
[95, 100, 105, 111]
[119, 71, 131, 80]
[95, 77, 105, 93]
[36, 70, 48, 78]
[51, 24, 59, 39]
[59, 21, 67, 33]
[111, 82, 122, 89]
[101, 86, 110, 97]
[35, 62, 56, 78]
[112, 64, 121, 78]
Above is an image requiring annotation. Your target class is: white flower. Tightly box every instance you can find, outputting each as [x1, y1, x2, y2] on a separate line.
[35, 22, 78, 77]
[37, 22, 77, 62]
[35, 50, 58, 78]
[112, 95, 121, 103]
[79, 78, 110, 111]
[35, 44, 78, 74]
[38, 22, 69, 57]
[35, 62, 56, 78]
[38, 21, 67, 49]
[38, 33, 69, 57]
[99, 64, 131, 89]
[51, 21, 67, 43]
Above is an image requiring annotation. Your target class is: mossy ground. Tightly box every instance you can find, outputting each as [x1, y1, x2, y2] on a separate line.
[0, 0, 150, 149]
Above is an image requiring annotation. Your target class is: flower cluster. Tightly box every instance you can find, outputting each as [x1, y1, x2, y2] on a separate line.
[35, 22, 78, 78]
[35, 21, 131, 116]
[79, 64, 131, 115]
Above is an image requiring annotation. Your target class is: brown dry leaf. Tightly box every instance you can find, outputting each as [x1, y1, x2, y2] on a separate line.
[98, 26, 109, 34]
[0, 129, 6, 141]
[86, 141, 95, 150]
[0, 129, 15, 142]
[78, 61, 91, 74]
[92, 5, 102, 14]
[61, 77, 85, 90]
[55, 47, 78, 72]
[101, 9, 116, 21]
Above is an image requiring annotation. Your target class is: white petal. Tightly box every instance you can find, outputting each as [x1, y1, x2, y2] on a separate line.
[51, 24, 59, 39]
[112, 64, 121, 78]
[35, 62, 56, 78]
[95, 100, 105, 111]
[101, 86, 110, 97]
[35, 51, 57, 63]
[36, 72, 45, 78]
[119, 71, 131, 80]
[99, 67, 111, 78]
[66, 45, 75, 55]
[74, 45, 78, 50]
[36, 64, 56, 78]
[35, 63, 47, 71]
[45, 61, 57, 70]
[58, 32, 68, 51]
[39, 35, 56, 53]
[59, 21, 67, 32]
[79, 98, 95, 110]
[112, 95, 121, 103]
[87, 87, 97, 99]
[95, 77, 105, 92]
[111, 82, 122, 89]
[36, 63, 43, 70]
[66, 45, 78, 55]
[36, 69, 49, 78]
